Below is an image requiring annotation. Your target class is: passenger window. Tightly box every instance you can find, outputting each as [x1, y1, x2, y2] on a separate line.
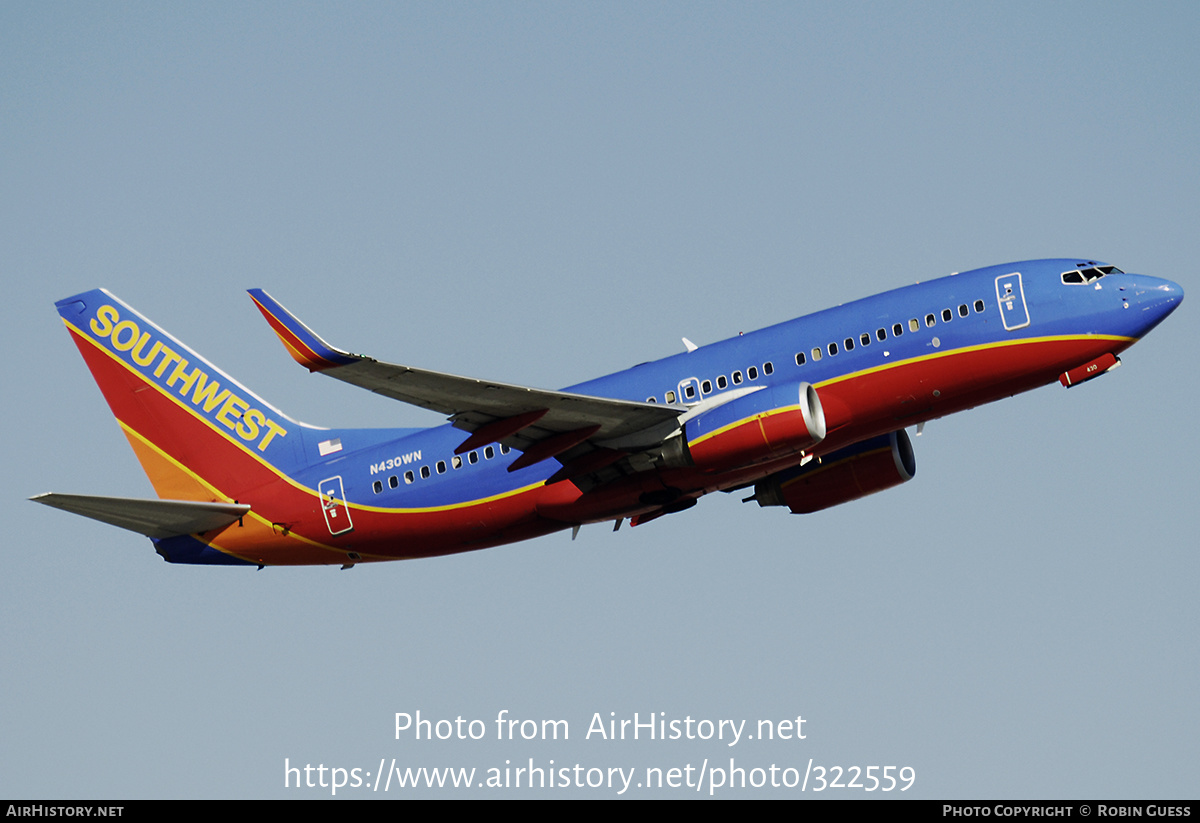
[893, 323, 903, 337]
[646, 396, 657, 403]
[373, 480, 382, 494]
[811, 347, 822, 362]
[501, 444, 511, 454]
[877, 328, 886, 341]
[684, 384, 696, 399]
[732, 371, 743, 385]
[974, 299, 985, 313]
[748, 366, 758, 380]
[452, 456, 462, 469]
[925, 314, 936, 328]
[795, 352, 806, 366]
[404, 471, 414, 484]
[959, 304, 969, 317]
[844, 337, 854, 352]
[665, 390, 676, 403]
[716, 375, 728, 389]
[436, 461, 446, 474]
[420, 465, 431, 479]
[909, 318, 919, 332]
[468, 451, 479, 464]
[485, 446, 495, 459]
[942, 308, 952, 322]
[701, 379, 712, 393]
[860, 333, 870, 346]
[389, 475, 399, 489]
[763, 362, 773, 375]
[828, 342, 838, 356]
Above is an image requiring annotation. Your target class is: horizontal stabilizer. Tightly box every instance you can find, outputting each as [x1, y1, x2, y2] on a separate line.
[30, 494, 250, 539]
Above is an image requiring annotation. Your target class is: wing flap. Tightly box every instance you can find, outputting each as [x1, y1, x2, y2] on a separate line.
[30, 493, 250, 539]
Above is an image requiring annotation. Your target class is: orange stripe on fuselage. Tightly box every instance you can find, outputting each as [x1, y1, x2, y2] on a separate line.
[116, 420, 360, 564]
[117, 409, 573, 564]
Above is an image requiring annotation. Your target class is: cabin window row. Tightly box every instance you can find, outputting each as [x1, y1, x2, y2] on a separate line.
[372, 443, 512, 494]
[646, 361, 775, 404]
[640, 295, 988, 405]
[793, 299, 987, 365]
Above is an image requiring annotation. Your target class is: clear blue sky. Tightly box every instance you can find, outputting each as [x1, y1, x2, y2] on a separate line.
[3, 1, 1197, 798]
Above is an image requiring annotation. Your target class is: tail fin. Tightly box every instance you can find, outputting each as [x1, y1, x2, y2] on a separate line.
[56, 289, 303, 503]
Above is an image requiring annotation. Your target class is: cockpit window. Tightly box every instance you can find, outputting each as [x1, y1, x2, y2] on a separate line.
[1061, 265, 1122, 285]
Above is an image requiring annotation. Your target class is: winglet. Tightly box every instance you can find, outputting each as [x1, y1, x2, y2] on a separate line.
[247, 289, 359, 372]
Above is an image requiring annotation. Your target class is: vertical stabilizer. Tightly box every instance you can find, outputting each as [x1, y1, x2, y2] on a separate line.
[56, 290, 304, 503]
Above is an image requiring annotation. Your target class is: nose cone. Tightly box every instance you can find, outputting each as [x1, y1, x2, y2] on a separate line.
[1157, 278, 1184, 305]
[1128, 276, 1183, 336]
[1143, 277, 1183, 314]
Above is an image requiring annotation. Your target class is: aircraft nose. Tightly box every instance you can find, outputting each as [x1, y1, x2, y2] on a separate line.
[1143, 277, 1183, 312]
[1122, 276, 1183, 334]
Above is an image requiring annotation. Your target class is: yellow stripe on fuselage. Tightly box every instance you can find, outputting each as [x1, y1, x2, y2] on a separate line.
[686, 333, 1134, 448]
[816, 333, 1133, 389]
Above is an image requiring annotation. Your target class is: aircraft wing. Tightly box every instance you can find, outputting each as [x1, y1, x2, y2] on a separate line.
[248, 290, 687, 465]
[30, 493, 250, 539]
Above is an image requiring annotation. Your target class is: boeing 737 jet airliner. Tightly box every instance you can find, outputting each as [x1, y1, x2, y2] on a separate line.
[33, 259, 1182, 567]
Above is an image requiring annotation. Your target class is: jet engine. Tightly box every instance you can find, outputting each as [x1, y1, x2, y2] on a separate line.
[662, 382, 826, 472]
[750, 429, 916, 514]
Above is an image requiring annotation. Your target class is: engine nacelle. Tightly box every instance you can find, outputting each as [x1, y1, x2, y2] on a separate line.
[752, 429, 916, 514]
[674, 382, 826, 473]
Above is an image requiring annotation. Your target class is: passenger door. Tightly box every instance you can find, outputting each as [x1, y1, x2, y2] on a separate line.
[995, 272, 1031, 331]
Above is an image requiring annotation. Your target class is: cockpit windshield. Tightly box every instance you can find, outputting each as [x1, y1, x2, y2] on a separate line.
[1061, 264, 1123, 285]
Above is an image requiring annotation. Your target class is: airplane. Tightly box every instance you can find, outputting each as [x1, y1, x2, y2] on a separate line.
[32, 259, 1182, 568]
